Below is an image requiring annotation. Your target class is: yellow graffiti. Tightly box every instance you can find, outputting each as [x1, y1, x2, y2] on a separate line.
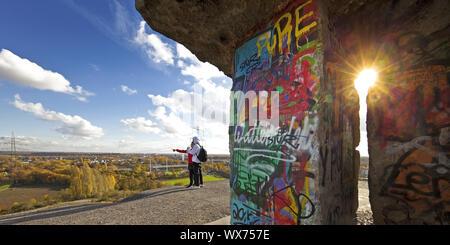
[267, 31, 277, 56]
[256, 0, 317, 57]
[301, 160, 310, 218]
[297, 0, 312, 10]
[285, 186, 299, 222]
[256, 32, 270, 57]
[274, 13, 293, 55]
[296, 22, 317, 40]
[295, 0, 316, 42]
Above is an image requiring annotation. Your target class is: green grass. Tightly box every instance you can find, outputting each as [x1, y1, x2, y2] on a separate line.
[0, 184, 10, 191]
[162, 175, 226, 187]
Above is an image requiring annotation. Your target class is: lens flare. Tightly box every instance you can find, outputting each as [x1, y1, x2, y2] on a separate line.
[355, 68, 377, 157]
[355, 69, 377, 96]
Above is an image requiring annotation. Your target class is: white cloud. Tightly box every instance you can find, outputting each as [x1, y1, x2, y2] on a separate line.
[180, 61, 226, 81]
[11, 94, 104, 140]
[141, 40, 233, 153]
[135, 21, 175, 65]
[89, 64, 100, 72]
[0, 49, 93, 101]
[175, 44, 226, 81]
[148, 89, 193, 115]
[0, 136, 52, 152]
[177, 60, 185, 68]
[120, 117, 160, 134]
[0, 136, 118, 153]
[176, 43, 197, 61]
[147, 78, 231, 153]
[148, 106, 192, 135]
[121, 85, 137, 95]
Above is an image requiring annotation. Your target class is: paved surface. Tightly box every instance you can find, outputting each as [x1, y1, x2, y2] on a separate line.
[356, 180, 374, 225]
[209, 180, 374, 225]
[0, 180, 230, 225]
[0, 180, 373, 225]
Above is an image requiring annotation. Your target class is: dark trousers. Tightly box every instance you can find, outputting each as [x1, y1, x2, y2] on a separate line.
[188, 164, 194, 185]
[199, 167, 203, 185]
[192, 162, 202, 186]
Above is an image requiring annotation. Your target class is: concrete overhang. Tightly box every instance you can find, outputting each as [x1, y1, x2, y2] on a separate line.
[136, 0, 449, 77]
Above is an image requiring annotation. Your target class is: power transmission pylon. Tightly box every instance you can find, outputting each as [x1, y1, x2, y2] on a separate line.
[11, 131, 17, 184]
[10, 131, 16, 160]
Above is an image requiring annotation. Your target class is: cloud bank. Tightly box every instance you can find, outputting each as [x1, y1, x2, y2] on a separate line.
[0, 49, 93, 101]
[12, 94, 104, 140]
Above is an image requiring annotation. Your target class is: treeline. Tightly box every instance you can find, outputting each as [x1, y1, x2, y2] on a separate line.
[0, 159, 164, 214]
[0, 159, 72, 186]
[66, 163, 116, 199]
[202, 161, 230, 178]
[0, 156, 230, 215]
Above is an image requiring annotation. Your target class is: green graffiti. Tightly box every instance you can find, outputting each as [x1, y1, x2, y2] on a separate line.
[275, 85, 284, 94]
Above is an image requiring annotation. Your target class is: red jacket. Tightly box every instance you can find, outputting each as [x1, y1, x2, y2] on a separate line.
[175, 149, 193, 164]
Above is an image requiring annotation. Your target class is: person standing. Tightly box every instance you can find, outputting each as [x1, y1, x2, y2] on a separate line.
[173, 142, 194, 188]
[187, 136, 202, 189]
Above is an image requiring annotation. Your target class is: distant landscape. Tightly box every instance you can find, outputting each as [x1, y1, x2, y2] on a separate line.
[360, 156, 369, 179]
[0, 152, 370, 215]
[0, 152, 230, 215]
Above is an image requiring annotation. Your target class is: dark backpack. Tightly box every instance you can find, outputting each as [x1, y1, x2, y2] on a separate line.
[197, 145, 208, 162]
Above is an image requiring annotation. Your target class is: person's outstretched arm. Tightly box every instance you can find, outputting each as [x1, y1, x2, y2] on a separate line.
[174, 149, 187, 153]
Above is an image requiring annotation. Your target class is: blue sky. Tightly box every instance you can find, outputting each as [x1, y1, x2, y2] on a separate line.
[0, 0, 232, 153]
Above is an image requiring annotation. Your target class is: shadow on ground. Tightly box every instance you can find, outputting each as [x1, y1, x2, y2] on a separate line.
[0, 186, 193, 225]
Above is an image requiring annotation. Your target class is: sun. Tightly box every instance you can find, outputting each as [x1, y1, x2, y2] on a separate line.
[354, 69, 377, 96]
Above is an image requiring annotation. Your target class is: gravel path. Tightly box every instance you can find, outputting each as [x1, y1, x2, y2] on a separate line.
[356, 180, 374, 225]
[0, 180, 374, 225]
[0, 180, 230, 225]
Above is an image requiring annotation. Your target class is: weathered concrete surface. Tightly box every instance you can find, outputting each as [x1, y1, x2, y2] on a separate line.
[136, 0, 449, 77]
[329, 0, 450, 225]
[136, 0, 378, 77]
[227, 0, 360, 224]
[367, 66, 449, 225]
[136, 0, 291, 77]
[323, 0, 449, 225]
[136, 0, 450, 225]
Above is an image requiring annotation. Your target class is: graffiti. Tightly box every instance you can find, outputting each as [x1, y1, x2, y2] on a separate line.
[230, 0, 320, 225]
[379, 31, 450, 74]
[239, 53, 261, 76]
[231, 183, 316, 225]
[233, 116, 318, 152]
[380, 128, 450, 224]
[256, 0, 317, 57]
[370, 65, 450, 224]
[370, 66, 449, 150]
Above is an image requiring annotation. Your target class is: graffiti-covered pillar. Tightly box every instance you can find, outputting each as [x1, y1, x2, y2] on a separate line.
[365, 30, 450, 225]
[368, 65, 449, 225]
[229, 0, 360, 225]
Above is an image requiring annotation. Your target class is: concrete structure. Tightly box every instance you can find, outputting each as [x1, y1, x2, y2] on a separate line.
[136, 0, 450, 225]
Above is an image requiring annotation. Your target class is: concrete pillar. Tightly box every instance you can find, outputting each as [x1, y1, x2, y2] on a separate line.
[229, 0, 359, 225]
[368, 64, 449, 225]
[360, 7, 450, 225]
